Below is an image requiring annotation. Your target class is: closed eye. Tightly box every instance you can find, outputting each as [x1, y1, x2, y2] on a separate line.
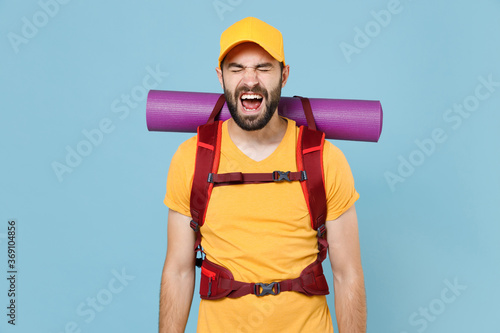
[226, 63, 275, 73]
[256, 66, 272, 72]
[256, 63, 274, 72]
[228, 64, 244, 73]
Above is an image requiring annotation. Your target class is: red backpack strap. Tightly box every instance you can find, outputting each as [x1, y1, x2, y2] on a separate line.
[294, 95, 317, 130]
[189, 94, 226, 266]
[190, 121, 223, 263]
[209, 170, 306, 186]
[190, 94, 225, 232]
[294, 97, 329, 294]
[190, 121, 223, 227]
[294, 97, 327, 232]
[294, 126, 330, 297]
[297, 125, 328, 256]
[207, 94, 226, 124]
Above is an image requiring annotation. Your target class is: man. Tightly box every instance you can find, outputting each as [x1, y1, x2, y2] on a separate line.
[159, 17, 366, 332]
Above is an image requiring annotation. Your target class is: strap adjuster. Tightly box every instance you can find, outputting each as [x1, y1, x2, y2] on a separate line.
[254, 282, 280, 296]
[317, 224, 326, 237]
[207, 173, 214, 183]
[190, 220, 200, 232]
[194, 244, 205, 267]
[273, 171, 291, 182]
[195, 252, 204, 267]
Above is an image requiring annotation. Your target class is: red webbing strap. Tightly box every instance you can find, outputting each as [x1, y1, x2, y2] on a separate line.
[207, 94, 226, 124]
[217, 275, 314, 298]
[294, 96, 317, 130]
[210, 171, 304, 186]
[297, 126, 327, 233]
[296, 126, 329, 294]
[191, 93, 225, 231]
[210, 258, 329, 298]
[190, 121, 223, 251]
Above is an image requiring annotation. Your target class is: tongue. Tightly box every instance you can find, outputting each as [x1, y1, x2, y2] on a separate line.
[242, 99, 262, 110]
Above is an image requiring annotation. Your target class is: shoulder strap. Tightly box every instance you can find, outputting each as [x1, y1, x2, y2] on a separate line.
[294, 96, 317, 130]
[189, 95, 225, 266]
[297, 125, 329, 272]
[189, 120, 222, 266]
[190, 94, 226, 229]
[294, 95, 327, 234]
[190, 121, 223, 230]
[296, 126, 327, 233]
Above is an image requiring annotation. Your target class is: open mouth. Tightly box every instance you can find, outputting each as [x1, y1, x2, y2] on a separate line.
[240, 93, 263, 113]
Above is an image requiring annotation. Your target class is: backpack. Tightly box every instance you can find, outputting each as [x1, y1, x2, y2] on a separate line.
[189, 95, 330, 298]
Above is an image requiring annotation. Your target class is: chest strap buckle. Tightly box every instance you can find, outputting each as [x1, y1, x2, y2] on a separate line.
[273, 171, 291, 182]
[254, 282, 280, 296]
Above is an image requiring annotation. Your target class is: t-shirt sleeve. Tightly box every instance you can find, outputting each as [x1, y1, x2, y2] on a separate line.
[163, 136, 197, 217]
[323, 141, 359, 221]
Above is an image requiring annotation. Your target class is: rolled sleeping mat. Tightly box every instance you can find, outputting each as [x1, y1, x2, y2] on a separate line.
[146, 90, 383, 142]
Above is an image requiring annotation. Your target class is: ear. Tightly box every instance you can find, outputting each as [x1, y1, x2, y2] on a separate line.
[281, 64, 290, 88]
[215, 67, 224, 89]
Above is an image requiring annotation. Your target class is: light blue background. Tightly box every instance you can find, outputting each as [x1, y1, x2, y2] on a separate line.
[1, 0, 499, 332]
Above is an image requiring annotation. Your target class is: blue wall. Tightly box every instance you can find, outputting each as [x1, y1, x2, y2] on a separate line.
[1, 0, 499, 332]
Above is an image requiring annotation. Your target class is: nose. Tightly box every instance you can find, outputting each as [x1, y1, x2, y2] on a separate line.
[241, 67, 259, 88]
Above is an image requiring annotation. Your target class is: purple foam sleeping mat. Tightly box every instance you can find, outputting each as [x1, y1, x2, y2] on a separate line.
[146, 90, 383, 142]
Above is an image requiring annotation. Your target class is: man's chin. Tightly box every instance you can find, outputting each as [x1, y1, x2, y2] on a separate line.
[236, 117, 262, 130]
[232, 113, 268, 131]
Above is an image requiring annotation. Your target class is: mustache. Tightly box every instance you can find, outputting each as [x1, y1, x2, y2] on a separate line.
[235, 85, 268, 97]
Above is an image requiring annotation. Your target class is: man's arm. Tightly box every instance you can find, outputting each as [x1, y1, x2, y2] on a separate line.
[326, 204, 367, 333]
[159, 209, 196, 333]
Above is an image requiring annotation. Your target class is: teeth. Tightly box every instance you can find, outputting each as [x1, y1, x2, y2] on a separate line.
[241, 94, 263, 100]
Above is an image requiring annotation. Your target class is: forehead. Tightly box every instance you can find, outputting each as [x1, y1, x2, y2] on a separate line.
[223, 42, 280, 67]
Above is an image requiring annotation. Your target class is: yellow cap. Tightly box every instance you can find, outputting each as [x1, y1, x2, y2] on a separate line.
[218, 17, 285, 68]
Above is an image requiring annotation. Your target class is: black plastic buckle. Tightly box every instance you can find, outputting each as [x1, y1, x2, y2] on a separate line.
[195, 253, 204, 267]
[207, 173, 214, 183]
[254, 282, 280, 296]
[317, 224, 326, 237]
[300, 170, 307, 181]
[194, 245, 205, 268]
[190, 220, 200, 232]
[273, 171, 291, 182]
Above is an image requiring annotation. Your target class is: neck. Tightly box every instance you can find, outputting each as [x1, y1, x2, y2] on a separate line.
[227, 111, 288, 162]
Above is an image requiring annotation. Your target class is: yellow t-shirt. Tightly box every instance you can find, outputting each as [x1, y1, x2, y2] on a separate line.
[164, 118, 359, 333]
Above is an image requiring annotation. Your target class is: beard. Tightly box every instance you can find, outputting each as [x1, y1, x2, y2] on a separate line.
[224, 78, 282, 131]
